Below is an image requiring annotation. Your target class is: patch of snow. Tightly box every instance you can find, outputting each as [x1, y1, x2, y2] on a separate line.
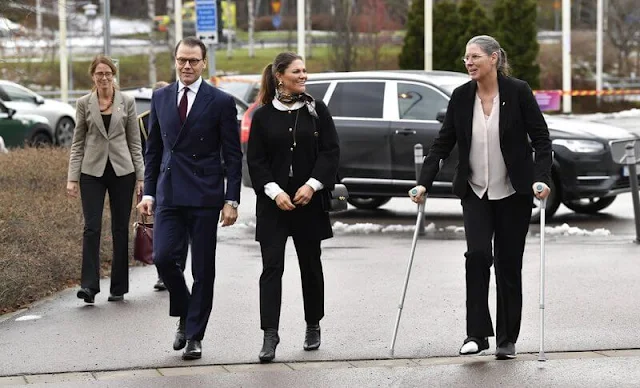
[541, 223, 611, 237]
[15, 315, 41, 321]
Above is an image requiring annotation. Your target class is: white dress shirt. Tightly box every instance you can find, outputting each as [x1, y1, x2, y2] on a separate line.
[264, 98, 324, 200]
[468, 93, 515, 200]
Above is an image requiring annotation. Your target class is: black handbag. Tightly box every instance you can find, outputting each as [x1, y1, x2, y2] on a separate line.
[328, 184, 349, 212]
[311, 111, 348, 212]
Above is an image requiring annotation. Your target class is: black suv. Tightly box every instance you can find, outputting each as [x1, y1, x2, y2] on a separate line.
[241, 70, 640, 221]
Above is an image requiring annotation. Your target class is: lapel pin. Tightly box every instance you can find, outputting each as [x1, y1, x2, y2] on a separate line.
[502, 102, 506, 106]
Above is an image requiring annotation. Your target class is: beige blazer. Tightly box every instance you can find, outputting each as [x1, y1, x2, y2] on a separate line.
[67, 90, 144, 181]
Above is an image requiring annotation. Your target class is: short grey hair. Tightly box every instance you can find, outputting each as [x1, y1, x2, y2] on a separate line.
[466, 35, 511, 76]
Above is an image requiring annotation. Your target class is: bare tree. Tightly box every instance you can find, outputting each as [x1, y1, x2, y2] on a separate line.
[329, 0, 358, 71]
[606, 0, 640, 76]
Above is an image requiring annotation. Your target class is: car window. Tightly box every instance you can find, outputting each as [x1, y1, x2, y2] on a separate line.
[397, 82, 449, 121]
[218, 82, 251, 100]
[328, 82, 385, 118]
[134, 98, 151, 114]
[305, 82, 330, 100]
[1, 84, 35, 103]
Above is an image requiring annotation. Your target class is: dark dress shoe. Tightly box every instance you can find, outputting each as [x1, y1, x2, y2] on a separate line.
[303, 324, 321, 351]
[76, 288, 95, 304]
[459, 337, 490, 355]
[173, 317, 187, 350]
[153, 278, 167, 291]
[107, 294, 124, 302]
[182, 340, 202, 360]
[495, 342, 516, 360]
[258, 329, 280, 363]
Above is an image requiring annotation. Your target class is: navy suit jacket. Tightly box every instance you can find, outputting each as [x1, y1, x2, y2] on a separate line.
[144, 80, 242, 207]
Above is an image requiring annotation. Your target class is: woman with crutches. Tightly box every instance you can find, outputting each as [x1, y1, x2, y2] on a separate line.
[409, 35, 552, 360]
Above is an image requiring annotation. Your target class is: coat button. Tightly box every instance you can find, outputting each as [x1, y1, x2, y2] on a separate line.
[289, 128, 292, 132]
[290, 147, 293, 151]
[192, 154, 196, 158]
[200, 137, 204, 141]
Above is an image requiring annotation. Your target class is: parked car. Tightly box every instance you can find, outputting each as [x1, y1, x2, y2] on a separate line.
[214, 74, 261, 104]
[123, 84, 249, 127]
[239, 70, 640, 221]
[0, 101, 55, 147]
[0, 80, 76, 147]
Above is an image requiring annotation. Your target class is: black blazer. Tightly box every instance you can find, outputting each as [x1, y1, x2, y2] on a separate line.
[418, 74, 552, 199]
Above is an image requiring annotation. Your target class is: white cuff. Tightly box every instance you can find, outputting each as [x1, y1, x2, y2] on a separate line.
[305, 178, 324, 192]
[142, 195, 155, 203]
[264, 182, 285, 200]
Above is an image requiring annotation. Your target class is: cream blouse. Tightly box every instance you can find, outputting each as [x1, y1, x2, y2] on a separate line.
[468, 93, 515, 200]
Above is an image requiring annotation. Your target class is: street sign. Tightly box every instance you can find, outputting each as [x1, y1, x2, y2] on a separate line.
[272, 14, 282, 29]
[195, 0, 218, 45]
[609, 139, 640, 165]
[271, 0, 281, 14]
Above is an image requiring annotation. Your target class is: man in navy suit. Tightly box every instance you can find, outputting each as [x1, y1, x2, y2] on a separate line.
[137, 36, 242, 360]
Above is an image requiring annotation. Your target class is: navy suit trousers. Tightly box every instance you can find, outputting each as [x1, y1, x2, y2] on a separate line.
[153, 205, 220, 341]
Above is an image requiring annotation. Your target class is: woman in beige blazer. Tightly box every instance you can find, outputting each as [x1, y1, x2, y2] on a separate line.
[66, 55, 144, 304]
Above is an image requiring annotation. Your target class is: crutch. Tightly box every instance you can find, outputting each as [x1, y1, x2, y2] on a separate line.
[390, 198, 426, 357]
[536, 183, 547, 362]
[389, 159, 442, 357]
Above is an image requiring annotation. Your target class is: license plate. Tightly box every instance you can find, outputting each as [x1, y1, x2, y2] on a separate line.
[622, 164, 640, 177]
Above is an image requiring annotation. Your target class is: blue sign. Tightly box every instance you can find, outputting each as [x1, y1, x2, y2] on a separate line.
[195, 0, 218, 44]
[272, 14, 282, 29]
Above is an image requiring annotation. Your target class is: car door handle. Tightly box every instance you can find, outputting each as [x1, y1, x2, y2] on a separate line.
[394, 129, 417, 135]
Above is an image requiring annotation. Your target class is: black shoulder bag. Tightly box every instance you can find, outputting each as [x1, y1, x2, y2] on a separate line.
[312, 109, 348, 212]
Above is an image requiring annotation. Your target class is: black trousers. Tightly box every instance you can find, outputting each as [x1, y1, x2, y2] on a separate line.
[461, 189, 532, 347]
[259, 235, 324, 330]
[79, 161, 136, 295]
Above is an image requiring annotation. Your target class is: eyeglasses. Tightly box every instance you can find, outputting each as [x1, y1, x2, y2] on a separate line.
[176, 58, 203, 67]
[94, 72, 114, 79]
[462, 54, 488, 64]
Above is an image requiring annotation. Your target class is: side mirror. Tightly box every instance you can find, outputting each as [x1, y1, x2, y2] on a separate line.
[35, 95, 45, 105]
[436, 109, 446, 123]
[7, 108, 16, 119]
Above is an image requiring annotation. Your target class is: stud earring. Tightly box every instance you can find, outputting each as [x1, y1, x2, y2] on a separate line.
[277, 80, 283, 87]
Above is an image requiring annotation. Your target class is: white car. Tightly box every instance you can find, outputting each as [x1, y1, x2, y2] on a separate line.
[0, 80, 76, 147]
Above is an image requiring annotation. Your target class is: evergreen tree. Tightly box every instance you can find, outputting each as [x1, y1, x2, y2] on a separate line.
[432, 0, 464, 71]
[493, 0, 540, 88]
[398, 0, 424, 69]
[457, 0, 494, 51]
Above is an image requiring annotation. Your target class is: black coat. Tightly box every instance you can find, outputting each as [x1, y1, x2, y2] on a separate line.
[419, 74, 552, 198]
[247, 101, 340, 242]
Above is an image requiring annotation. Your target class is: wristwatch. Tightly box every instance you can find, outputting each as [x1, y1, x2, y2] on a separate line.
[225, 200, 239, 209]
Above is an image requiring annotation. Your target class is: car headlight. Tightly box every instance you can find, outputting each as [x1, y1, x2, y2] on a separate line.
[552, 139, 605, 153]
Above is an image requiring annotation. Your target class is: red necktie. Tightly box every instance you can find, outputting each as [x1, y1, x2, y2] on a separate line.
[179, 87, 189, 123]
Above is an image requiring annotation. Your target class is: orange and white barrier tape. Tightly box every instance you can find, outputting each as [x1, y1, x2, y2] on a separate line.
[535, 89, 640, 96]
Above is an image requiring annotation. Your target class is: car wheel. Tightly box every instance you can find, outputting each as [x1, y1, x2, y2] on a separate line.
[28, 131, 53, 147]
[530, 177, 560, 223]
[55, 117, 75, 147]
[347, 196, 392, 210]
[563, 196, 617, 214]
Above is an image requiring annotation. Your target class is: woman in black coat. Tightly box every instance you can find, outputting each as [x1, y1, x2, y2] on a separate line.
[410, 35, 552, 360]
[247, 52, 340, 363]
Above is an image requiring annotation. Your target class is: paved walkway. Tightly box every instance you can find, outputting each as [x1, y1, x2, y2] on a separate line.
[1, 230, 639, 387]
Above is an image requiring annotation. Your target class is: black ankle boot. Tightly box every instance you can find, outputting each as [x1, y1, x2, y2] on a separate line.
[303, 324, 321, 351]
[259, 328, 280, 363]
